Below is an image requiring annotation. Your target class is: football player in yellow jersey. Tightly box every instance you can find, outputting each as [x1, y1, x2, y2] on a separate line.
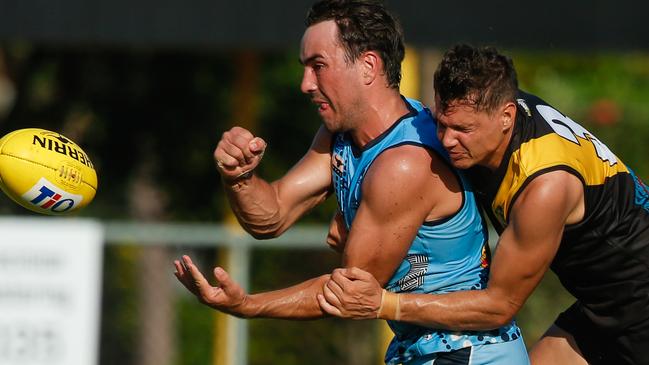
[319, 44, 649, 365]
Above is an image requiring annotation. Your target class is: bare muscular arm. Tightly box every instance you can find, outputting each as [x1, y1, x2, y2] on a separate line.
[341, 146, 460, 285]
[176, 145, 459, 319]
[320, 170, 584, 330]
[216, 126, 332, 238]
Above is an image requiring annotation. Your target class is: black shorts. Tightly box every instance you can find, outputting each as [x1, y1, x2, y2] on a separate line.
[556, 301, 649, 365]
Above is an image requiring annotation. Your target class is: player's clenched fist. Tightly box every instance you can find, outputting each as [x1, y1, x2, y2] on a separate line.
[214, 126, 267, 183]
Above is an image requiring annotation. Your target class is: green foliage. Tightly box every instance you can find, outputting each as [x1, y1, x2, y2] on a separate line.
[0, 46, 237, 219]
[99, 245, 139, 365]
[516, 271, 575, 348]
[514, 51, 649, 179]
[176, 297, 215, 365]
[248, 248, 380, 365]
[253, 51, 337, 222]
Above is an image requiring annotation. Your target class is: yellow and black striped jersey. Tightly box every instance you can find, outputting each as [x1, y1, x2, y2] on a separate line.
[467, 91, 649, 332]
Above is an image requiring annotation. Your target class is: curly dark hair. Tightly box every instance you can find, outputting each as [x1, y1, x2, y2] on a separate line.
[306, 0, 405, 89]
[434, 44, 518, 114]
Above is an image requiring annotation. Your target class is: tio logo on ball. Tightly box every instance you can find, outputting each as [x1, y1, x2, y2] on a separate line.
[21, 178, 84, 213]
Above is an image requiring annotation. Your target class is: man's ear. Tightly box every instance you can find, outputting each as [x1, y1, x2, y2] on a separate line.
[360, 51, 381, 85]
[501, 101, 517, 131]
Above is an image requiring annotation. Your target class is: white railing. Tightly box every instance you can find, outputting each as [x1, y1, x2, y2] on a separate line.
[105, 221, 329, 365]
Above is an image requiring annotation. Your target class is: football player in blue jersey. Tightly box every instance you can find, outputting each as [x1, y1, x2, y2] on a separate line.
[174, 3, 529, 364]
[320, 44, 649, 365]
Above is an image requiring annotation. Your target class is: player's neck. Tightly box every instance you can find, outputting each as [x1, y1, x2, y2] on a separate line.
[349, 89, 409, 148]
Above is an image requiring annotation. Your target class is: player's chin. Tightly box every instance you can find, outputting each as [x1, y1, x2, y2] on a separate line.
[321, 119, 343, 134]
[449, 156, 474, 170]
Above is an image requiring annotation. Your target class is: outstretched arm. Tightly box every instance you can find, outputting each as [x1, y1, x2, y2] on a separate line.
[174, 255, 327, 319]
[216, 126, 332, 239]
[320, 170, 584, 330]
[175, 145, 450, 319]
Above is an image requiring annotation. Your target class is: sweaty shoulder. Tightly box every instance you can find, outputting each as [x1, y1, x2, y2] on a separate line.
[511, 169, 584, 228]
[364, 144, 462, 221]
[494, 92, 628, 223]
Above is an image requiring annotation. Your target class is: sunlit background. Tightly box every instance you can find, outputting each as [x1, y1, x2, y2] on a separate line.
[1, 1, 648, 364]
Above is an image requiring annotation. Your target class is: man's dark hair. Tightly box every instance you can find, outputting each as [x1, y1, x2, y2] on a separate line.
[306, 0, 405, 89]
[434, 44, 518, 114]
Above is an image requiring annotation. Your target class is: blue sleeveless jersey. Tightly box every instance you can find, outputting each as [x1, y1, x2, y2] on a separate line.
[331, 98, 522, 365]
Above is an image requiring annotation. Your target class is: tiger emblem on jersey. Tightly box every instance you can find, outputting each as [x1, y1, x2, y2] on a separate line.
[480, 244, 490, 269]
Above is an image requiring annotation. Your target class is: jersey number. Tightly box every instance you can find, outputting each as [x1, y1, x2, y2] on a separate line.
[536, 105, 617, 166]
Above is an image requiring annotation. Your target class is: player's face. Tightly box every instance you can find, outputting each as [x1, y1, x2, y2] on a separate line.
[299, 21, 364, 132]
[435, 98, 513, 170]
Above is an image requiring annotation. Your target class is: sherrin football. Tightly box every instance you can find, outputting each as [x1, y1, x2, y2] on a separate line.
[0, 128, 98, 215]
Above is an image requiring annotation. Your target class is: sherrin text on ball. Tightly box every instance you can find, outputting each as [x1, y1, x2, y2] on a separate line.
[0, 128, 98, 215]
